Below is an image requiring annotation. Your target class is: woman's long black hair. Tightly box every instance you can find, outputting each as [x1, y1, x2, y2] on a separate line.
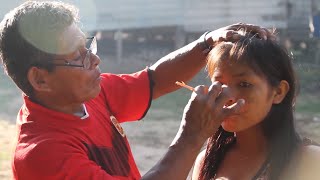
[199, 33, 301, 180]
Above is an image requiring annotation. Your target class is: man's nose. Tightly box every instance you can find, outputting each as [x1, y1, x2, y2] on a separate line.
[91, 53, 101, 68]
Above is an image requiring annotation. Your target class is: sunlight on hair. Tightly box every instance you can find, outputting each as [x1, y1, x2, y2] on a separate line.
[16, 0, 97, 55]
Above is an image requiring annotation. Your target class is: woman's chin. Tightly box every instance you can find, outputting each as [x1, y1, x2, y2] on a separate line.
[221, 120, 240, 132]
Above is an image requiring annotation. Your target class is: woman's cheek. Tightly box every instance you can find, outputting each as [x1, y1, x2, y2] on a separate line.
[238, 97, 251, 113]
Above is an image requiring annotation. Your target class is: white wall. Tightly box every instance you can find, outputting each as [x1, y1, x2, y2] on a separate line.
[183, 0, 288, 32]
[0, 0, 303, 33]
[93, 0, 183, 31]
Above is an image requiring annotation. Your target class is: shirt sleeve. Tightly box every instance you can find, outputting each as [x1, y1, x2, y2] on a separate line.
[99, 68, 153, 123]
[13, 140, 121, 180]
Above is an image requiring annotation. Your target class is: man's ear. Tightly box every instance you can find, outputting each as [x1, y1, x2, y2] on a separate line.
[27, 67, 51, 92]
[273, 80, 290, 104]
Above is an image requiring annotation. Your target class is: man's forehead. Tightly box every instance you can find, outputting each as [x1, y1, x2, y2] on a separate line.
[56, 23, 85, 55]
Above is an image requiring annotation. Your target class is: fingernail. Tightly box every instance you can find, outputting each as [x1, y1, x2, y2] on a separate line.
[239, 99, 245, 105]
[233, 34, 241, 40]
[263, 35, 267, 40]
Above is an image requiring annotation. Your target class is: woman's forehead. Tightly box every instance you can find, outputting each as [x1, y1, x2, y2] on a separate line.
[213, 60, 253, 75]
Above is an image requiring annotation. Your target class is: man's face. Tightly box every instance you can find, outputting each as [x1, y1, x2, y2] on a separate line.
[43, 23, 102, 105]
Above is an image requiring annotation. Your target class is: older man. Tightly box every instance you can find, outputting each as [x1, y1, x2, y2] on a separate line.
[0, 1, 272, 180]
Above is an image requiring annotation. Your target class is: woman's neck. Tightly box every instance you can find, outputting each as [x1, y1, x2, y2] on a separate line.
[233, 125, 269, 157]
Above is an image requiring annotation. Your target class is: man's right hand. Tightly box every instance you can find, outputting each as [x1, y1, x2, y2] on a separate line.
[141, 82, 245, 180]
[205, 22, 277, 49]
[173, 82, 245, 145]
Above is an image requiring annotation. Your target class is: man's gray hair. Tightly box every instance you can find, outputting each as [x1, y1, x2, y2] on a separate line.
[0, 1, 80, 97]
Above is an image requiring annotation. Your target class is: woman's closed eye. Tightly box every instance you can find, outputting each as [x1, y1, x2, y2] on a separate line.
[239, 81, 252, 88]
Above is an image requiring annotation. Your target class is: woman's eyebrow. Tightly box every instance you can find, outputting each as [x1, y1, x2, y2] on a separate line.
[231, 72, 252, 77]
[213, 71, 253, 79]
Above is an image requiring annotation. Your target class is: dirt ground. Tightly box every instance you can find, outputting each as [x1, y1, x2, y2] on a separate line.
[122, 119, 182, 174]
[0, 120, 16, 179]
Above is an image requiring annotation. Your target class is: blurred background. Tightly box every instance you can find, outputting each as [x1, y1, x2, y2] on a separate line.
[0, 0, 319, 179]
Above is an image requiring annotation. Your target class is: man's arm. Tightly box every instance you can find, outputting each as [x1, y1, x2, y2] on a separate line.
[150, 23, 275, 99]
[192, 150, 206, 180]
[141, 83, 245, 180]
[149, 38, 208, 99]
[141, 131, 205, 180]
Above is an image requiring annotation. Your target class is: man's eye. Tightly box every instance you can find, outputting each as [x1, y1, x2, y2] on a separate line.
[72, 55, 82, 62]
[239, 82, 252, 88]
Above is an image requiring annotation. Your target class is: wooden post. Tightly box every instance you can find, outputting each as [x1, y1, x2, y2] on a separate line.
[114, 30, 123, 63]
[174, 26, 186, 49]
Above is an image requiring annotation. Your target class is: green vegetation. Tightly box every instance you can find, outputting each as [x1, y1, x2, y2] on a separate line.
[293, 63, 320, 114]
[0, 70, 21, 121]
[296, 94, 320, 115]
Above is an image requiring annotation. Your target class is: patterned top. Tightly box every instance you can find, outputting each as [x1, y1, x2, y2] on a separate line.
[252, 157, 271, 180]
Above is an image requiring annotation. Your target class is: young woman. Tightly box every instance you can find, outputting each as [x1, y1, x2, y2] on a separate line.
[192, 32, 320, 180]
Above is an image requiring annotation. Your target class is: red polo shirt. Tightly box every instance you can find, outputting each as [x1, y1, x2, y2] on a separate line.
[13, 69, 152, 180]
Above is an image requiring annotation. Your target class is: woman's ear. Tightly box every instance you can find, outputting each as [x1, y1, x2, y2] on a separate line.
[273, 80, 290, 104]
[27, 67, 51, 92]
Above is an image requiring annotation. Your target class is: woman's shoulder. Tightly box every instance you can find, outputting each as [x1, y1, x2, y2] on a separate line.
[299, 138, 320, 159]
[299, 143, 320, 161]
[283, 142, 320, 179]
[192, 150, 206, 180]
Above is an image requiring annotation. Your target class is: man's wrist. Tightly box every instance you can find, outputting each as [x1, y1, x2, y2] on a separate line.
[171, 130, 207, 149]
[199, 31, 213, 54]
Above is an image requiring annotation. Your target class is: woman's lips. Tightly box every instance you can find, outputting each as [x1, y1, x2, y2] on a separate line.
[223, 114, 241, 122]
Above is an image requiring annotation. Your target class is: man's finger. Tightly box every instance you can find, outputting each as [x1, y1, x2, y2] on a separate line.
[207, 82, 222, 96]
[257, 28, 268, 40]
[207, 82, 222, 106]
[192, 85, 208, 100]
[213, 85, 233, 110]
[225, 30, 242, 42]
[226, 22, 244, 31]
[265, 27, 277, 41]
[223, 99, 245, 115]
[228, 23, 277, 41]
[194, 85, 208, 94]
